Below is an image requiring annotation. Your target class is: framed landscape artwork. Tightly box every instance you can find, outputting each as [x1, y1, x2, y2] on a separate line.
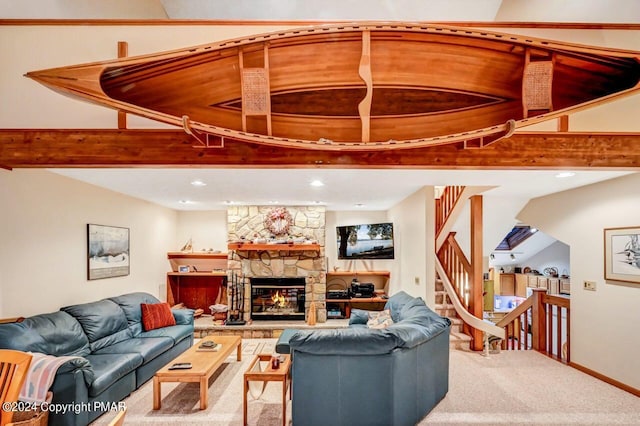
[87, 224, 130, 280]
[604, 226, 640, 284]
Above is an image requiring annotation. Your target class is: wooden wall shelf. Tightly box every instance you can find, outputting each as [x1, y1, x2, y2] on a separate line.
[328, 270, 390, 277]
[167, 252, 227, 259]
[227, 243, 320, 251]
[167, 271, 227, 277]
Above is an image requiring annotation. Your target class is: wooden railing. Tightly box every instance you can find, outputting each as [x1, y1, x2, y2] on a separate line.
[435, 185, 465, 237]
[496, 288, 571, 363]
[437, 232, 471, 308]
[435, 257, 505, 341]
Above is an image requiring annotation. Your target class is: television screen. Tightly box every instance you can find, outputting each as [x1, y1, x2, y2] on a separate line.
[336, 222, 395, 259]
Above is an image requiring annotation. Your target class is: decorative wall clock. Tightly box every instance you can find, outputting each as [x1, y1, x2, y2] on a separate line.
[264, 207, 292, 236]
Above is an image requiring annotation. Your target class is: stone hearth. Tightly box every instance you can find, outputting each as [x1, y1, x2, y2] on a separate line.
[227, 206, 326, 322]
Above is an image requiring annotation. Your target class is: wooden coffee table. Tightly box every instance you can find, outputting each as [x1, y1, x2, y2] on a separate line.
[153, 335, 242, 410]
[243, 353, 291, 426]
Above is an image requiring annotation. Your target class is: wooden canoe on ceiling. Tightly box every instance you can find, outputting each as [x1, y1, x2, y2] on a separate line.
[25, 23, 640, 151]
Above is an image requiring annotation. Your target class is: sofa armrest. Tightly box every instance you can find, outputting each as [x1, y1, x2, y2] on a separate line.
[172, 308, 195, 325]
[55, 357, 95, 386]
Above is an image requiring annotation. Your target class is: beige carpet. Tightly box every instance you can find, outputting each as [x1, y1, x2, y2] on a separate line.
[93, 341, 640, 426]
[421, 350, 640, 425]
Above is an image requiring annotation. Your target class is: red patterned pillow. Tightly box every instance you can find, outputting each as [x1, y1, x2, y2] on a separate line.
[141, 302, 176, 331]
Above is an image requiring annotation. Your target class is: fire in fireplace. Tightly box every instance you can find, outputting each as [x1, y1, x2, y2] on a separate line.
[250, 277, 306, 320]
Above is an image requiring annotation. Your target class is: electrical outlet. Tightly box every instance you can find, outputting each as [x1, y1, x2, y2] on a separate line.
[583, 280, 596, 291]
[414, 277, 420, 285]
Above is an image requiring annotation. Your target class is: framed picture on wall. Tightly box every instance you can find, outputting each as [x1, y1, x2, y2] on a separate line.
[87, 224, 130, 280]
[604, 226, 640, 284]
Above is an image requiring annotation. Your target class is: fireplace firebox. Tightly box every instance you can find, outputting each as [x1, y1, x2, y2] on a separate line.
[250, 277, 306, 320]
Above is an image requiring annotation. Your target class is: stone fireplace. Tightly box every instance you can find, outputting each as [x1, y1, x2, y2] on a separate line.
[227, 206, 326, 322]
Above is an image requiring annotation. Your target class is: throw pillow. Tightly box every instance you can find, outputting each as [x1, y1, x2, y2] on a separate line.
[141, 302, 176, 331]
[367, 309, 394, 329]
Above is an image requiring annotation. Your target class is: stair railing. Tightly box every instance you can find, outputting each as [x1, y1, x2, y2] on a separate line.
[437, 232, 471, 307]
[496, 288, 571, 363]
[435, 185, 465, 238]
[435, 257, 505, 340]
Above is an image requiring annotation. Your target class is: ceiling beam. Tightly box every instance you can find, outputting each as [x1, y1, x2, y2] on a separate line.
[1, 129, 639, 169]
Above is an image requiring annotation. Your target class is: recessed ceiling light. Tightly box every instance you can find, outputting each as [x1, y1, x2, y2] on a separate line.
[190, 179, 207, 187]
[178, 200, 195, 205]
[310, 180, 324, 187]
[355, 203, 365, 207]
[268, 200, 279, 204]
[310, 201, 324, 205]
[222, 200, 234, 205]
[555, 172, 576, 178]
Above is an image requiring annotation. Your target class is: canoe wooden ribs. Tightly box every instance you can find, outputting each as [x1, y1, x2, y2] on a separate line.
[25, 23, 640, 151]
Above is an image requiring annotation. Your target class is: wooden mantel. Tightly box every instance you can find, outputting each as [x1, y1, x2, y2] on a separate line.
[1, 129, 640, 169]
[228, 243, 320, 252]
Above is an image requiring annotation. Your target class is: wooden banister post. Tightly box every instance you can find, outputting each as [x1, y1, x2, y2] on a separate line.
[469, 195, 484, 351]
[531, 288, 547, 352]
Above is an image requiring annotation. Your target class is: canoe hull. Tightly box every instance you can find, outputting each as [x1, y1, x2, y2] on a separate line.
[26, 23, 640, 150]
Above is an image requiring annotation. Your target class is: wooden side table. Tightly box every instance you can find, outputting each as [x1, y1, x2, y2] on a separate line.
[243, 354, 291, 426]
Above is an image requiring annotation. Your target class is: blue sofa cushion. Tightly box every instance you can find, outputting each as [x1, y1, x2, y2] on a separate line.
[290, 327, 399, 355]
[348, 308, 371, 325]
[0, 322, 49, 353]
[138, 324, 193, 345]
[93, 337, 174, 364]
[62, 299, 132, 352]
[85, 353, 142, 397]
[22, 311, 91, 357]
[171, 308, 195, 326]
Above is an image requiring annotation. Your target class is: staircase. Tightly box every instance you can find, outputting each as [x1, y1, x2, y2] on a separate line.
[435, 277, 471, 350]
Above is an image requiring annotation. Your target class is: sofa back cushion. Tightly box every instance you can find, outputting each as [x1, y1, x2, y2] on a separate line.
[388, 297, 451, 348]
[62, 299, 131, 352]
[109, 292, 162, 335]
[0, 311, 91, 356]
[289, 328, 399, 355]
[384, 291, 416, 322]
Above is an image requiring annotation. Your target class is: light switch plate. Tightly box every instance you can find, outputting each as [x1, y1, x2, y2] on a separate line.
[583, 281, 596, 291]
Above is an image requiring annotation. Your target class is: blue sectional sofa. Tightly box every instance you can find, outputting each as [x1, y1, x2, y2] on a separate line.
[0, 292, 194, 426]
[288, 291, 451, 426]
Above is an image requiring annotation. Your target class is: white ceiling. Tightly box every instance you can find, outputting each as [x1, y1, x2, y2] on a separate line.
[49, 168, 634, 211]
[7, 1, 640, 213]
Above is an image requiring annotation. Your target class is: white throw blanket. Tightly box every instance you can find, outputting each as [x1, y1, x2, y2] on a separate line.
[20, 352, 81, 403]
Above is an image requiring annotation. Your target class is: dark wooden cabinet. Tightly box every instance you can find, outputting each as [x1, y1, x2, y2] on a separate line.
[166, 272, 227, 312]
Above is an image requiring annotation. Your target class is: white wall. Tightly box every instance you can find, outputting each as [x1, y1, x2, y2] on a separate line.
[388, 187, 435, 306]
[176, 210, 227, 252]
[0, 169, 177, 318]
[517, 173, 640, 390]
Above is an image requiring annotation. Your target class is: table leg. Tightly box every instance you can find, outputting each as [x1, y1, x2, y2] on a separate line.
[152, 376, 161, 410]
[237, 340, 242, 361]
[243, 378, 248, 426]
[282, 378, 287, 426]
[200, 376, 208, 410]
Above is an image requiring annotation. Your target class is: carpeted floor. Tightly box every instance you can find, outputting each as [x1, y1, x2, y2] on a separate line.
[93, 340, 640, 426]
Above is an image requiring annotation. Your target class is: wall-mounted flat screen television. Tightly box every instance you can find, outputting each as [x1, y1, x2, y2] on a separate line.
[336, 222, 395, 259]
